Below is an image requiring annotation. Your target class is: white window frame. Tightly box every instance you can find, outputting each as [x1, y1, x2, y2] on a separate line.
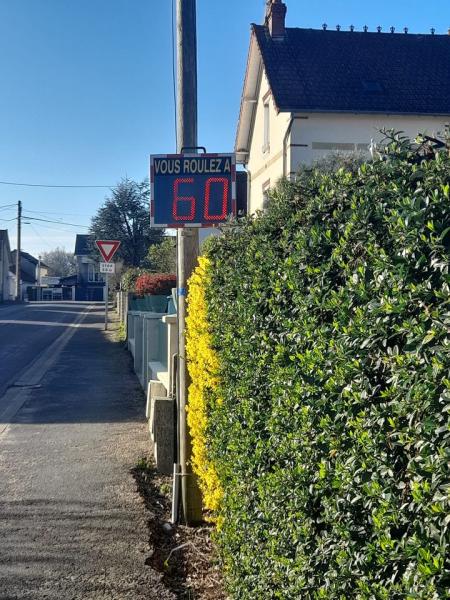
[88, 263, 104, 283]
[262, 98, 270, 154]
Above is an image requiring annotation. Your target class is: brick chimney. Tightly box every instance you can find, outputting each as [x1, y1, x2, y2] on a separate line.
[266, 0, 287, 40]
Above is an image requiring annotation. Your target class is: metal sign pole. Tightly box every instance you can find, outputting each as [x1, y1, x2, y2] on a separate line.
[96, 241, 120, 333]
[105, 272, 109, 331]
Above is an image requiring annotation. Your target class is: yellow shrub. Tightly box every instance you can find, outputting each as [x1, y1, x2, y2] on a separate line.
[186, 256, 223, 513]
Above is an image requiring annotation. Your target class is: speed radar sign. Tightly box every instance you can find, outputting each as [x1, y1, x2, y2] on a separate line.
[150, 153, 236, 228]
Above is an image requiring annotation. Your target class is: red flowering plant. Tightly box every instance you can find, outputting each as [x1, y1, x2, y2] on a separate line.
[134, 273, 176, 296]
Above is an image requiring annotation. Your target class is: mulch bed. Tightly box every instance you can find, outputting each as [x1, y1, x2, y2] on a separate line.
[132, 461, 226, 600]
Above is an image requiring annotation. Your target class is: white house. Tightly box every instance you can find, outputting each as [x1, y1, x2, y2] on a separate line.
[236, 0, 450, 213]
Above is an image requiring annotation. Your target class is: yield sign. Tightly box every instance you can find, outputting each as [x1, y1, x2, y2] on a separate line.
[95, 240, 121, 263]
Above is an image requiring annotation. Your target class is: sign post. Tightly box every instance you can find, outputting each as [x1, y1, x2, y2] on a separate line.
[105, 274, 109, 330]
[96, 240, 121, 331]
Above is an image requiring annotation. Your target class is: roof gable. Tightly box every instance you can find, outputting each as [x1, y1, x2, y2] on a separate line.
[235, 31, 263, 162]
[10, 250, 39, 264]
[253, 26, 450, 114]
[74, 234, 92, 256]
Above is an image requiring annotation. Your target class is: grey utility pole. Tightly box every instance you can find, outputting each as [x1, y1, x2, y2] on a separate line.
[15, 200, 22, 301]
[176, 0, 203, 525]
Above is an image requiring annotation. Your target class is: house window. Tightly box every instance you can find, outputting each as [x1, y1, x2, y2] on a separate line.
[312, 142, 355, 151]
[88, 263, 103, 283]
[263, 101, 270, 153]
[311, 142, 371, 160]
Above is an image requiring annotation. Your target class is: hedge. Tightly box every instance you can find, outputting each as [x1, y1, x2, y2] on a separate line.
[199, 136, 450, 598]
[134, 272, 176, 296]
[121, 267, 144, 292]
[186, 256, 223, 514]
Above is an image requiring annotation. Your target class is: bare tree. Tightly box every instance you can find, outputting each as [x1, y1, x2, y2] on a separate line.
[40, 247, 77, 277]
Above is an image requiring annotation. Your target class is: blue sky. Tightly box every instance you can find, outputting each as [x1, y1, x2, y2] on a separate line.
[0, 0, 448, 256]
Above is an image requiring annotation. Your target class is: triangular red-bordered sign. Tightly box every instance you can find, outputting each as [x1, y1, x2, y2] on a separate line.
[95, 240, 121, 262]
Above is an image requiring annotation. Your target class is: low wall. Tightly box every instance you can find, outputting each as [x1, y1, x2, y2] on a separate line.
[126, 308, 178, 474]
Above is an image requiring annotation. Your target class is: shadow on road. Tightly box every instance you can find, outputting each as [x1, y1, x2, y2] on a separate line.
[1, 307, 145, 425]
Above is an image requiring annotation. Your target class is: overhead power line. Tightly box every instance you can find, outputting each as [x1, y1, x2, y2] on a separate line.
[24, 209, 92, 218]
[25, 221, 86, 235]
[0, 180, 112, 189]
[28, 223, 53, 249]
[23, 215, 89, 228]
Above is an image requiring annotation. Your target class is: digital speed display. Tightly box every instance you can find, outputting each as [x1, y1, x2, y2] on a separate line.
[150, 153, 236, 227]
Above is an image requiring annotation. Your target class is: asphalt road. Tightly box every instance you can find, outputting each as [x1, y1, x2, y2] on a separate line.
[0, 302, 174, 600]
[0, 303, 88, 399]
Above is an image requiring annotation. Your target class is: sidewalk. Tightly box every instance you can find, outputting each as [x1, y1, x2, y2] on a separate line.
[0, 306, 174, 600]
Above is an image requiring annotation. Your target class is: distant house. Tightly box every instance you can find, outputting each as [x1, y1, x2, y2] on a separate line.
[10, 250, 40, 299]
[236, 0, 450, 212]
[15, 253, 78, 302]
[0, 230, 12, 302]
[73, 234, 105, 301]
[38, 260, 50, 280]
[10, 250, 39, 284]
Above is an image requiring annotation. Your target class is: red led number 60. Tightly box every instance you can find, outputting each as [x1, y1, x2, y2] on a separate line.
[172, 177, 229, 222]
